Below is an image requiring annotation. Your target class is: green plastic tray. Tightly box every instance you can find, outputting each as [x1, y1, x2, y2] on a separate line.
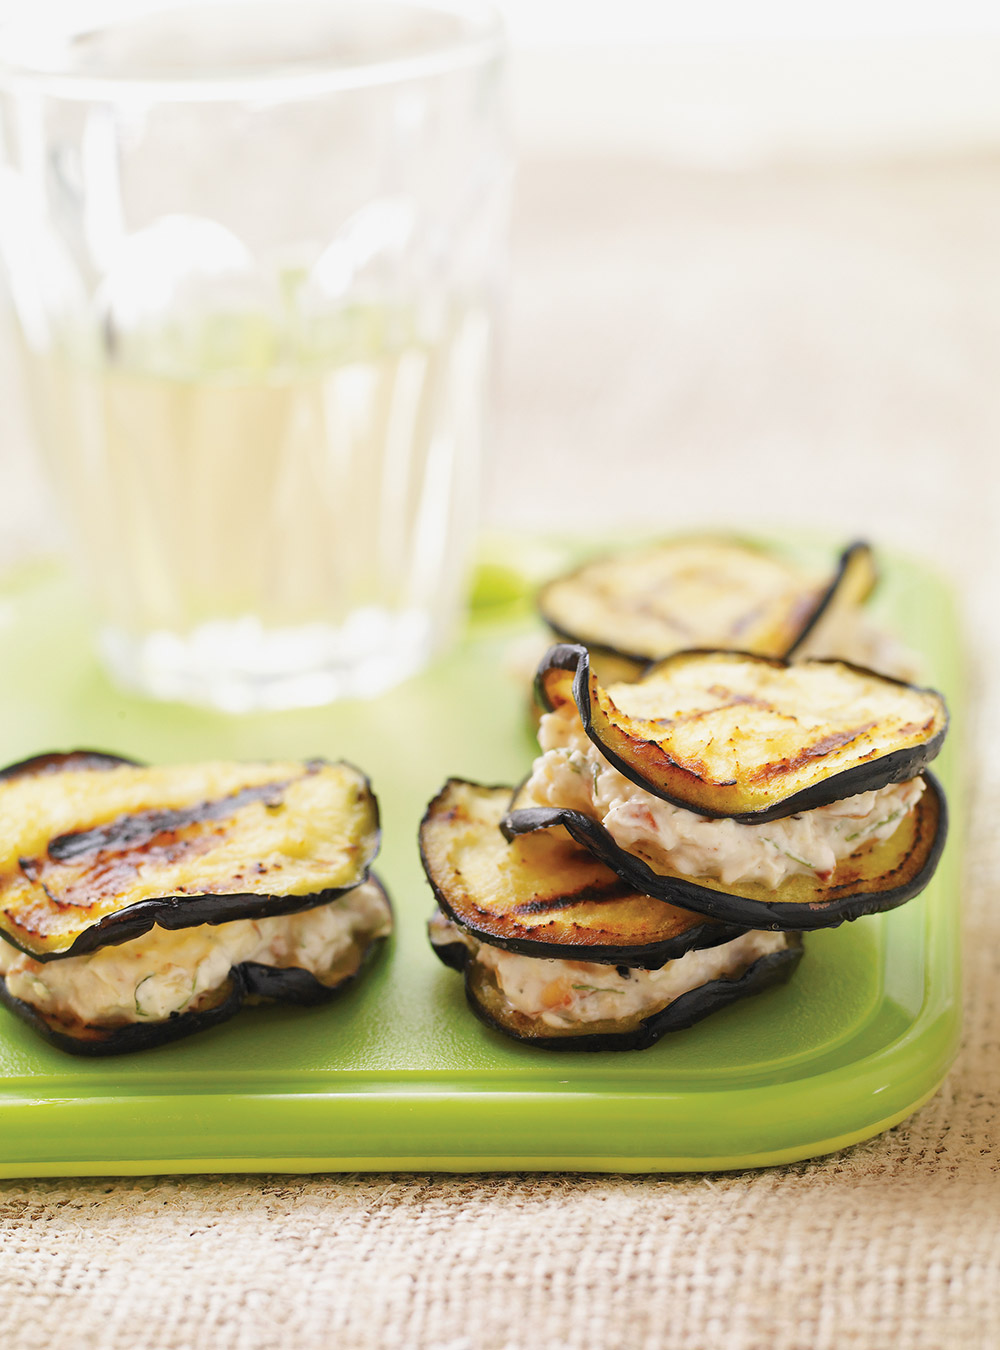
[0, 537, 963, 1175]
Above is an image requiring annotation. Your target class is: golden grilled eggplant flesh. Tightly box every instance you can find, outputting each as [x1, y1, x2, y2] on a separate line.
[538, 645, 947, 823]
[0, 751, 390, 1055]
[538, 537, 876, 667]
[0, 751, 380, 960]
[420, 779, 745, 965]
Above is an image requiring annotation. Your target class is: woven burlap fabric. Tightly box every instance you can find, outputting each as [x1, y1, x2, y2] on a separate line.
[0, 154, 998, 1348]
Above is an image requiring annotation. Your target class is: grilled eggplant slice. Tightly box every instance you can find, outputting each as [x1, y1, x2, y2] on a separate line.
[458, 934, 802, 1051]
[0, 751, 381, 960]
[0, 875, 392, 1055]
[503, 772, 946, 930]
[420, 779, 744, 966]
[538, 536, 874, 666]
[537, 645, 947, 822]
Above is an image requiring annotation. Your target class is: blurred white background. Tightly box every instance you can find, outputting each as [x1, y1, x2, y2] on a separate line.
[7, 0, 1000, 159]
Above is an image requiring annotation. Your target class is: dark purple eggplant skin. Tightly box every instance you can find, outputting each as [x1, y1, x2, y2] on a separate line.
[428, 934, 472, 975]
[0, 972, 246, 1056]
[0, 749, 382, 963]
[502, 772, 948, 931]
[425, 900, 747, 969]
[458, 936, 803, 1052]
[536, 643, 948, 824]
[781, 540, 875, 659]
[0, 878, 393, 1057]
[0, 749, 139, 782]
[25, 880, 383, 965]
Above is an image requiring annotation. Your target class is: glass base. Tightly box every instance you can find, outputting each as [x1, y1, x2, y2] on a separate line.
[99, 608, 435, 713]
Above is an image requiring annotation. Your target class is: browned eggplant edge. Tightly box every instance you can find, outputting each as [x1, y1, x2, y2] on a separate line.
[0, 749, 140, 781]
[535, 534, 801, 667]
[419, 779, 748, 968]
[0, 749, 382, 962]
[458, 935, 804, 1052]
[502, 771, 947, 930]
[781, 540, 876, 659]
[536, 643, 948, 824]
[0, 875, 393, 1056]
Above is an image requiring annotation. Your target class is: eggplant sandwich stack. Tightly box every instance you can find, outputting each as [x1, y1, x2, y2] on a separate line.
[0, 752, 391, 1054]
[421, 644, 948, 1051]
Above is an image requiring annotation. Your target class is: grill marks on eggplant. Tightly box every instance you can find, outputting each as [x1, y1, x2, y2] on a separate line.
[24, 780, 300, 912]
[420, 779, 743, 966]
[537, 537, 876, 667]
[510, 877, 637, 915]
[46, 779, 293, 863]
[749, 721, 880, 782]
[538, 645, 947, 822]
[0, 753, 381, 959]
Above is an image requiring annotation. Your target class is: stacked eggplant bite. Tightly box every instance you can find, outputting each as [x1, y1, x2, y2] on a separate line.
[422, 641, 947, 1051]
[0, 751, 391, 1054]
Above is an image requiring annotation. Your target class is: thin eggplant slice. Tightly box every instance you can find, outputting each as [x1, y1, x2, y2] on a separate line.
[0, 876, 392, 1056]
[537, 645, 947, 822]
[0, 749, 139, 782]
[0, 751, 381, 960]
[503, 772, 946, 930]
[419, 779, 744, 966]
[538, 536, 871, 665]
[458, 933, 803, 1051]
[785, 541, 877, 659]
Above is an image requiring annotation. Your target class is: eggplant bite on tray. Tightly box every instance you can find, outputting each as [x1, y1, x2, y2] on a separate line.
[422, 778, 803, 1051]
[0, 752, 391, 1054]
[421, 643, 948, 1051]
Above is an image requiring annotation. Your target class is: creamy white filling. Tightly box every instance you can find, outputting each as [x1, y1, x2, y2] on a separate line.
[522, 706, 924, 890]
[0, 881, 392, 1027]
[430, 910, 788, 1028]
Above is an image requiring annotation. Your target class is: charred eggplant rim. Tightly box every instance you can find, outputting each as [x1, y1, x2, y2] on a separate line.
[782, 540, 877, 659]
[502, 771, 948, 931]
[419, 779, 747, 967]
[537, 538, 873, 667]
[0, 749, 140, 781]
[0, 749, 383, 962]
[0, 876, 393, 1056]
[536, 643, 948, 823]
[454, 935, 804, 1052]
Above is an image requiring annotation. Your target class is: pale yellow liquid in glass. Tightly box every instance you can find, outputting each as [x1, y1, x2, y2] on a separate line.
[24, 303, 490, 708]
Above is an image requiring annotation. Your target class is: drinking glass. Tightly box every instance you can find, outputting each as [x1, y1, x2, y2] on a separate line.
[0, 0, 508, 710]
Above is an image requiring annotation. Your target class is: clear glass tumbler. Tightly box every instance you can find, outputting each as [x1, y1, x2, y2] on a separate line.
[0, 0, 508, 711]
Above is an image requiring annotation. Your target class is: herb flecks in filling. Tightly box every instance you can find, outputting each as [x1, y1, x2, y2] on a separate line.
[522, 705, 924, 891]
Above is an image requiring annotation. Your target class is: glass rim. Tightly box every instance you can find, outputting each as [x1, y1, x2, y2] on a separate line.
[0, 0, 504, 102]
